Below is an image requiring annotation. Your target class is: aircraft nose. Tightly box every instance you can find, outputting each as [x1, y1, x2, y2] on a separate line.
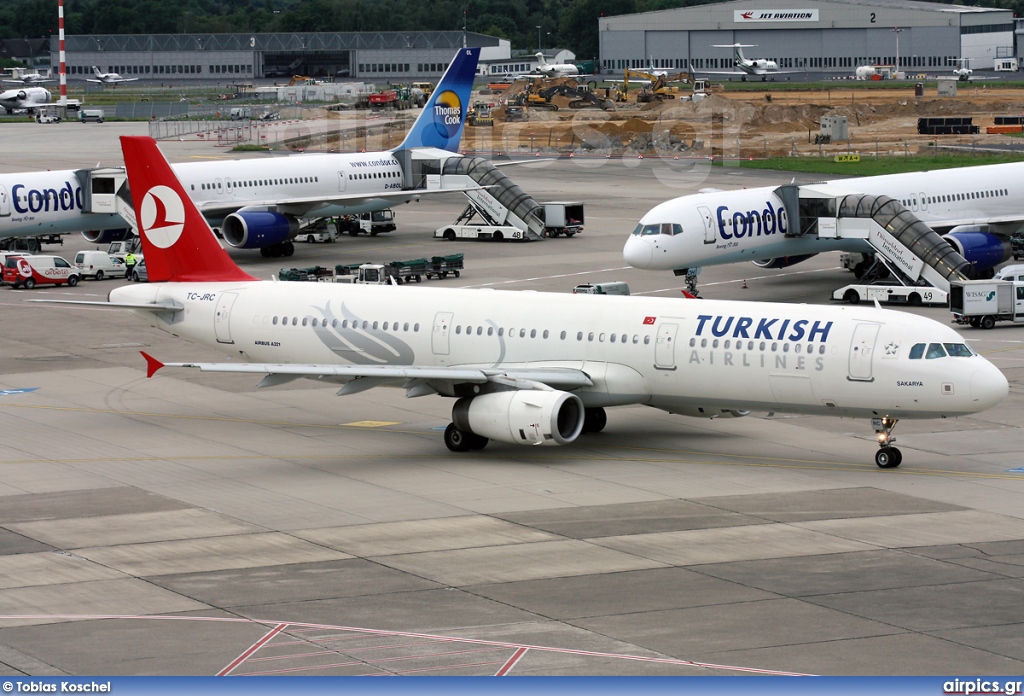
[623, 237, 654, 269]
[971, 361, 1009, 411]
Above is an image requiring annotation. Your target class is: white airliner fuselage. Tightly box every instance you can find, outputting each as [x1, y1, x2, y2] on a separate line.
[0, 86, 51, 114]
[624, 163, 1024, 273]
[86, 67, 138, 84]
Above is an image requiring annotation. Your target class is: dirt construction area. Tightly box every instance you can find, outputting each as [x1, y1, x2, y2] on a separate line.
[451, 82, 1024, 160]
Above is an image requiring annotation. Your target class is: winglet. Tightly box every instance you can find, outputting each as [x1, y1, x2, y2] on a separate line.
[141, 351, 164, 378]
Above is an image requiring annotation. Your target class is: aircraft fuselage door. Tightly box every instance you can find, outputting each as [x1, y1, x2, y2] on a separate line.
[654, 322, 679, 370]
[919, 191, 927, 212]
[225, 178, 235, 198]
[214, 291, 239, 344]
[698, 206, 715, 244]
[432, 311, 453, 356]
[0, 184, 9, 216]
[910, 193, 918, 212]
[338, 171, 347, 192]
[848, 322, 880, 382]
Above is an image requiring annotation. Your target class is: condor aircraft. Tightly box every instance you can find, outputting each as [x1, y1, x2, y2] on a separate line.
[624, 162, 1024, 280]
[43, 134, 1008, 470]
[0, 48, 480, 257]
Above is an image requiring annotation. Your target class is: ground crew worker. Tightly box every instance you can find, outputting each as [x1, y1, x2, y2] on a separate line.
[124, 252, 137, 278]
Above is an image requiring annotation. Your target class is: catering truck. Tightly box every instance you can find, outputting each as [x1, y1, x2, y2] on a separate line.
[949, 279, 1024, 329]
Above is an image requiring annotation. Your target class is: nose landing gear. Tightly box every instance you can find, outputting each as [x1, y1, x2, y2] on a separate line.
[872, 417, 902, 468]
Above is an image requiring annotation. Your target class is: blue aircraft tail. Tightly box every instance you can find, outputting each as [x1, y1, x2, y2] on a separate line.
[397, 47, 480, 153]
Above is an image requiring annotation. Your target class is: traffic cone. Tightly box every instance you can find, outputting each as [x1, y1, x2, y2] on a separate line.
[742, 279, 748, 289]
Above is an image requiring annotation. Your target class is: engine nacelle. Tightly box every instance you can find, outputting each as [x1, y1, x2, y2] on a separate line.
[82, 228, 132, 244]
[671, 407, 750, 419]
[222, 211, 299, 249]
[944, 227, 1012, 274]
[751, 253, 817, 270]
[452, 390, 585, 446]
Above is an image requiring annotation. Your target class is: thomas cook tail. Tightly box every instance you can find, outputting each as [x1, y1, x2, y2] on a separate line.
[396, 47, 479, 153]
[119, 135, 256, 283]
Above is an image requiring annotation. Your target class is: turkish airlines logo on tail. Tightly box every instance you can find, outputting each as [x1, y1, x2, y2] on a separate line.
[141, 185, 185, 248]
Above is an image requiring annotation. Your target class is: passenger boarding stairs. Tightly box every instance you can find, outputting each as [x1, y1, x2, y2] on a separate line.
[396, 150, 546, 240]
[778, 184, 971, 293]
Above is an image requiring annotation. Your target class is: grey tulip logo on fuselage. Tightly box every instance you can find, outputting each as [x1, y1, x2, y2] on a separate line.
[311, 301, 415, 365]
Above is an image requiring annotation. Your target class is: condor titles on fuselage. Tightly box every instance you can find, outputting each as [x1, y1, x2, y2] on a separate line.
[624, 163, 1023, 276]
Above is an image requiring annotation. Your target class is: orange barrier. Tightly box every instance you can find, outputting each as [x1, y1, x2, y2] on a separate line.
[986, 125, 1023, 134]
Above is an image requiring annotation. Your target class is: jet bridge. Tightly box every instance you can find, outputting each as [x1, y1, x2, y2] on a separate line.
[782, 184, 972, 293]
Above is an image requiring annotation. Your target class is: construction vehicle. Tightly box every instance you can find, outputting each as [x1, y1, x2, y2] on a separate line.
[411, 82, 434, 97]
[467, 102, 494, 127]
[508, 77, 614, 111]
[615, 69, 707, 103]
[286, 75, 316, 86]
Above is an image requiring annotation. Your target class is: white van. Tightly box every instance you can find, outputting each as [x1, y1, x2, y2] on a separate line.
[573, 281, 630, 296]
[80, 109, 104, 123]
[994, 264, 1024, 283]
[74, 250, 126, 280]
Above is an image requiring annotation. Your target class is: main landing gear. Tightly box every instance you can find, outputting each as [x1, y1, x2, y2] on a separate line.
[583, 407, 607, 434]
[259, 241, 295, 258]
[444, 423, 488, 452]
[872, 417, 902, 468]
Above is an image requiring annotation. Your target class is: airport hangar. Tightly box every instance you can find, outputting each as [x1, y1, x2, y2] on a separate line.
[47, 31, 510, 82]
[598, 0, 1015, 76]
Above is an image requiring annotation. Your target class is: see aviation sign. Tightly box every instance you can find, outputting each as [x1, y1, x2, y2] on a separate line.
[735, 9, 819, 21]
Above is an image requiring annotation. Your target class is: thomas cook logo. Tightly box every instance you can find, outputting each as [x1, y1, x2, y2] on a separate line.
[141, 185, 185, 249]
[431, 90, 463, 141]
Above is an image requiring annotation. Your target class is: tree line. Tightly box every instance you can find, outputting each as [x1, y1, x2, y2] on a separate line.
[1, 0, 1018, 64]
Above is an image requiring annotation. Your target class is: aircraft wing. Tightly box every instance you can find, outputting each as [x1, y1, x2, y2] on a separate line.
[142, 352, 594, 391]
[85, 79, 103, 83]
[195, 184, 483, 218]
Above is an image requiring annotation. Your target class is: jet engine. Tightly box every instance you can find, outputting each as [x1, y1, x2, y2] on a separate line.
[944, 227, 1012, 275]
[222, 211, 299, 250]
[751, 253, 817, 270]
[81, 228, 132, 244]
[452, 390, 585, 446]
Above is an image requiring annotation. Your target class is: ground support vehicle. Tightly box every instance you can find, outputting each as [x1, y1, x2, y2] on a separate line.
[573, 281, 630, 295]
[541, 202, 584, 237]
[334, 210, 396, 237]
[2, 236, 63, 254]
[833, 281, 948, 307]
[281, 256, 453, 285]
[950, 279, 1024, 329]
[435, 200, 584, 242]
[3, 254, 80, 289]
[424, 254, 464, 279]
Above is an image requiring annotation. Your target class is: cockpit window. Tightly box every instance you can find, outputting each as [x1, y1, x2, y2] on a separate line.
[925, 343, 946, 359]
[909, 343, 925, 360]
[631, 224, 643, 236]
[641, 224, 661, 236]
[944, 343, 974, 357]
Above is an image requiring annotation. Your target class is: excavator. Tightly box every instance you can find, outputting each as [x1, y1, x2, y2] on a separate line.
[508, 77, 615, 111]
[614, 69, 707, 103]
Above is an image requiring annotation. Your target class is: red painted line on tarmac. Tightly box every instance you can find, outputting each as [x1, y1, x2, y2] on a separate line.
[496, 647, 528, 676]
[361, 659, 508, 676]
[242, 646, 508, 676]
[218, 622, 289, 676]
[0, 614, 812, 676]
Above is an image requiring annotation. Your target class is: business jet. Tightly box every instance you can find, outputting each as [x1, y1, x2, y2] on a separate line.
[86, 67, 139, 85]
[0, 86, 51, 114]
[42, 133, 1008, 470]
[0, 48, 481, 258]
[2, 69, 53, 85]
[533, 53, 580, 77]
[694, 44, 799, 81]
[624, 162, 1024, 281]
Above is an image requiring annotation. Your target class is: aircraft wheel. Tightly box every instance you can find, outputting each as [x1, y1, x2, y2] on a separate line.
[260, 247, 272, 258]
[467, 433, 489, 450]
[25, 278, 35, 289]
[444, 423, 473, 452]
[981, 315, 996, 330]
[875, 447, 901, 469]
[283, 242, 295, 257]
[67, 276, 79, 287]
[843, 289, 860, 305]
[583, 407, 607, 434]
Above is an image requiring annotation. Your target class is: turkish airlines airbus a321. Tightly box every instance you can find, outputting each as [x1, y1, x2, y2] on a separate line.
[46, 135, 1008, 469]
